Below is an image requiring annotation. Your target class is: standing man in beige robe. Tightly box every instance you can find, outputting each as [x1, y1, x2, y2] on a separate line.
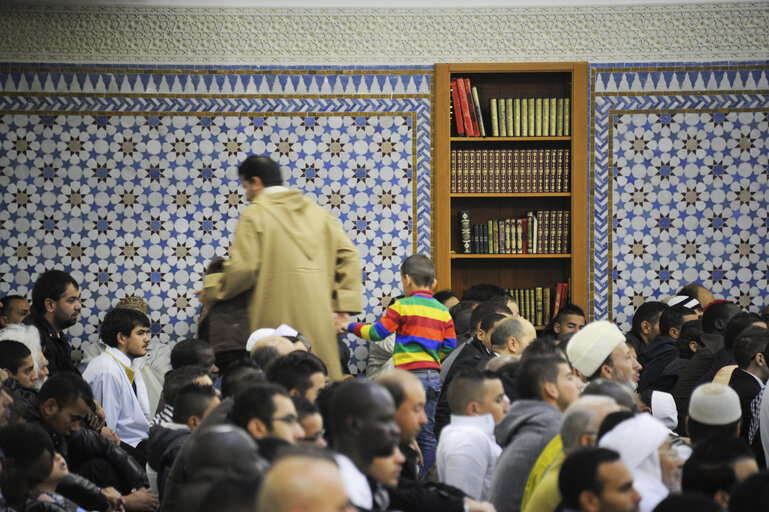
[201, 155, 362, 380]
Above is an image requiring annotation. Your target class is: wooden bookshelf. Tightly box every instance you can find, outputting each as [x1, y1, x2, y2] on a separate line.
[434, 62, 589, 322]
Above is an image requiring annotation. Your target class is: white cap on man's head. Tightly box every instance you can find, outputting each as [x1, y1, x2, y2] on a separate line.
[246, 324, 299, 352]
[565, 321, 626, 377]
[688, 382, 742, 425]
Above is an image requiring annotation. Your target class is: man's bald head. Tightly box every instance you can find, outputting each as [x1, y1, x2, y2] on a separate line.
[251, 336, 296, 356]
[256, 455, 353, 512]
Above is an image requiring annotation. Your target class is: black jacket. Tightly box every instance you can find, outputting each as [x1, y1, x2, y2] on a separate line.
[146, 423, 191, 497]
[638, 336, 678, 391]
[389, 443, 466, 512]
[24, 309, 80, 375]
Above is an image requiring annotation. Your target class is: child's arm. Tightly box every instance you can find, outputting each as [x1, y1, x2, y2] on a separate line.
[348, 303, 402, 341]
[438, 318, 458, 360]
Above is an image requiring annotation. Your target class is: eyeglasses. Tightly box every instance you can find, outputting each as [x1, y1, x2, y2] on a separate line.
[273, 414, 300, 425]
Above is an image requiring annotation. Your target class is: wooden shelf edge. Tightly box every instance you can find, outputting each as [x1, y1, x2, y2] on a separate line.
[451, 193, 571, 198]
[451, 254, 571, 259]
[450, 136, 571, 142]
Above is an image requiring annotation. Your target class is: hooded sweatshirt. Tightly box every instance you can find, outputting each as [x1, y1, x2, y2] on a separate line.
[489, 399, 562, 512]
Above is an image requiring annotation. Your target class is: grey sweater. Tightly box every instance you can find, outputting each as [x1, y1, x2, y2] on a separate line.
[489, 399, 562, 512]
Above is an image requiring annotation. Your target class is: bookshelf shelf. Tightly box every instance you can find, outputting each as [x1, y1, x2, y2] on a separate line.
[435, 62, 589, 326]
[450, 254, 572, 259]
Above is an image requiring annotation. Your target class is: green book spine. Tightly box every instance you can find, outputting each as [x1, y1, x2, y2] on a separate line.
[542, 98, 549, 136]
[563, 98, 570, 136]
[535, 98, 543, 137]
[556, 98, 564, 137]
[527, 98, 535, 137]
[505, 98, 514, 137]
[514, 98, 522, 137]
[521, 99, 528, 137]
[499, 99, 507, 137]
[549, 98, 557, 135]
[487, 219, 494, 254]
[543, 287, 551, 325]
[535, 287, 543, 327]
[490, 99, 499, 137]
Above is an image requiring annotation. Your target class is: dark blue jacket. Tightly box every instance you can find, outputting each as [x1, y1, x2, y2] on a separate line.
[638, 335, 678, 391]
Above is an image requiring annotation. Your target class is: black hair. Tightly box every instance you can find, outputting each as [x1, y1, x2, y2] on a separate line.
[400, 254, 435, 288]
[596, 410, 635, 441]
[376, 375, 406, 409]
[221, 359, 264, 399]
[678, 319, 704, 359]
[733, 326, 769, 369]
[631, 301, 668, 337]
[171, 338, 213, 370]
[0, 340, 32, 374]
[653, 494, 722, 512]
[469, 301, 512, 337]
[724, 311, 763, 350]
[433, 290, 458, 305]
[0, 423, 54, 476]
[162, 366, 209, 407]
[450, 301, 477, 338]
[0, 295, 26, 317]
[231, 382, 289, 432]
[31, 270, 78, 314]
[265, 351, 327, 397]
[558, 447, 621, 509]
[516, 353, 565, 401]
[480, 313, 508, 344]
[659, 305, 696, 339]
[172, 384, 218, 424]
[291, 395, 319, 420]
[702, 301, 741, 335]
[554, 304, 586, 325]
[728, 470, 769, 512]
[37, 372, 93, 409]
[195, 476, 260, 512]
[462, 283, 508, 302]
[447, 369, 498, 415]
[238, 155, 283, 187]
[681, 436, 755, 499]
[251, 345, 281, 371]
[100, 307, 150, 348]
[687, 417, 741, 445]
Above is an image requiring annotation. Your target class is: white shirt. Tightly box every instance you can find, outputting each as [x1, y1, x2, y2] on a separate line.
[437, 413, 502, 501]
[83, 346, 151, 447]
[334, 453, 372, 510]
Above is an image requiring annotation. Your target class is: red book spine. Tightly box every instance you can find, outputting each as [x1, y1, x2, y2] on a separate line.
[455, 78, 474, 137]
[450, 81, 465, 136]
[553, 283, 563, 316]
[561, 282, 569, 309]
[464, 78, 480, 137]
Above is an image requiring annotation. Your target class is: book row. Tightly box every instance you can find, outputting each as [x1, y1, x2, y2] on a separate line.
[451, 148, 570, 194]
[490, 97, 571, 137]
[459, 210, 570, 255]
[505, 282, 569, 327]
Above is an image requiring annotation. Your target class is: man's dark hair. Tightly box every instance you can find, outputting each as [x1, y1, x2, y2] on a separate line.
[238, 155, 283, 187]
[162, 366, 209, 407]
[702, 301, 741, 335]
[31, 270, 78, 314]
[250, 345, 281, 371]
[376, 374, 406, 409]
[0, 340, 32, 374]
[448, 369, 498, 415]
[687, 417, 741, 444]
[733, 326, 769, 369]
[678, 319, 704, 359]
[0, 423, 54, 478]
[728, 470, 769, 512]
[100, 307, 150, 348]
[596, 411, 635, 441]
[221, 359, 264, 399]
[172, 384, 218, 424]
[171, 338, 213, 369]
[516, 353, 565, 401]
[654, 494, 722, 512]
[554, 304, 586, 325]
[724, 312, 763, 350]
[480, 313, 508, 344]
[433, 290, 458, 305]
[265, 351, 327, 397]
[659, 306, 696, 339]
[37, 372, 93, 408]
[231, 383, 289, 432]
[631, 301, 668, 337]
[291, 395, 319, 421]
[558, 447, 621, 509]
[400, 254, 435, 288]
[462, 284, 507, 302]
[681, 436, 755, 500]
[469, 301, 512, 337]
[450, 301, 477, 338]
[0, 295, 26, 317]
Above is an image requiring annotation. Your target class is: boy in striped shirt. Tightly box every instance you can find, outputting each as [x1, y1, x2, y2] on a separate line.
[346, 254, 456, 475]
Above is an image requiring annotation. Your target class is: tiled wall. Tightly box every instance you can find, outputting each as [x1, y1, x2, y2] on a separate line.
[0, 64, 433, 371]
[589, 61, 769, 329]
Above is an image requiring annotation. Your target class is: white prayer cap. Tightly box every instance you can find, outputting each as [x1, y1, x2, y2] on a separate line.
[667, 295, 700, 309]
[651, 391, 678, 431]
[566, 321, 626, 377]
[688, 383, 741, 425]
[245, 324, 299, 352]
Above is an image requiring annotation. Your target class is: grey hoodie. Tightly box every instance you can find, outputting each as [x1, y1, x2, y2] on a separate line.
[489, 399, 562, 512]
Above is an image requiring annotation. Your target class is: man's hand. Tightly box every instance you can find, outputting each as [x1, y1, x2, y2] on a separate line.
[0, 369, 8, 383]
[101, 487, 124, 512]
[123, 488, 158, 512]
[194, 289, 211, 317]
[87, 408, 106, 431]
[333, 312, 350, 334]
[465, 498, 497, 512]
[101, 426, 120, 445]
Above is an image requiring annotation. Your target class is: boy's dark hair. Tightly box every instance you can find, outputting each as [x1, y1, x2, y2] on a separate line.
[171, 338, 213, 369]
[221, 359, 264, 399]
[0, 423, 54, 476]
[251, 345, 281, 371]
[682, 436, 755, 500]
[433, 290, 458, 305]
[558, 447, 621, 509]
[687, 417, 741, 444]
[516, 353, 565, 401]
[100, 308, 150, 348]
[462, 284, 507, 302]
[0, 295, 26, 317]
[469, 301, 512, 337]
[31, 270, 78, 313]
[447, 369, 498, 415]
[659, 306, 696, 339]
[172, 384, 218, 424]
[631, 301, 668, 337]
[291, 395, 319, 420]
[265, 351, 327, 397]
[733, 326, 769, 369]
[231, 383, 289, 432]
[400, 254, 435, 288]
[678, 319, 704, 359]
[162, 366, 210, 407]
[729, 470, 769, 512]
[0, 340, 32, 374]
[37, 372, 93, 408]
[554, 304, 586, 325]
[238, 155, 283, 186]
[724, 312, 763, 350]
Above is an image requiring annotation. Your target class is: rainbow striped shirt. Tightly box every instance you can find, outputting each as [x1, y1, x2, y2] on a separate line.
[348, 290, 457, 371]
